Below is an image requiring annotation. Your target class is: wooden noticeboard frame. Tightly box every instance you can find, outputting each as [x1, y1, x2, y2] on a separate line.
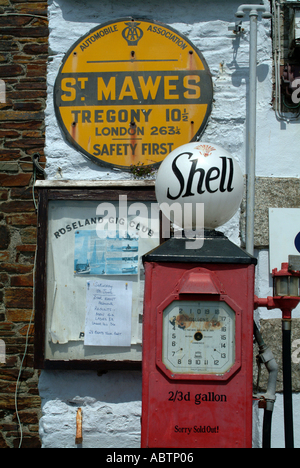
[34, 180, 164, 370]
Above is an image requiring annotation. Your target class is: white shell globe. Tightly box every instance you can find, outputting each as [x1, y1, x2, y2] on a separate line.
[155, 142, 244, 229]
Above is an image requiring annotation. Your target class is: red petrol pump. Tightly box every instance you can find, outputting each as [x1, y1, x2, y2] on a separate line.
[141, 142, 255, 448]
[141, 142, 300, 448]
[141, 232, 257, 448]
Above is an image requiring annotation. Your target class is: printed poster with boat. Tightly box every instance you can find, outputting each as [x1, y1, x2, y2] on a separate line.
[74, 229, 139, 276]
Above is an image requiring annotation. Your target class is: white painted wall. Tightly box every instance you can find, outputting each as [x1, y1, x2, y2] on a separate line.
[38, 370, 142, 448]
[40, 0, 300, 448]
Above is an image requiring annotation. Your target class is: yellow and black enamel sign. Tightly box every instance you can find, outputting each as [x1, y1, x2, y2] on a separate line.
[54, 18, 213, 170]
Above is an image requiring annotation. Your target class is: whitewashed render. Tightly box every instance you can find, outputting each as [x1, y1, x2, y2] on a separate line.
[40, 0, 300, 448]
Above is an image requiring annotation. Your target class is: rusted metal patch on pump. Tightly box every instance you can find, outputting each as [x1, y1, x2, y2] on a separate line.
[174, 313, 222, 332]
[54, 18, 213, 171]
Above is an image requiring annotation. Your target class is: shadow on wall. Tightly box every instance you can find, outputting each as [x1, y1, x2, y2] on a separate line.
[230, 63, 269, 87]
[49, 0, 247, 24]
[38, 370, 142, 406]
[227, 30, 270, 87]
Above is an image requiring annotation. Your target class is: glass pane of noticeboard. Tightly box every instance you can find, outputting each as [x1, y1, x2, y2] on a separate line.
[34, 184, 160, 369]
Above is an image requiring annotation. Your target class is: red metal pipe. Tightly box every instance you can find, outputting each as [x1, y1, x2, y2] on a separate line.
[254, 295, 300, 319]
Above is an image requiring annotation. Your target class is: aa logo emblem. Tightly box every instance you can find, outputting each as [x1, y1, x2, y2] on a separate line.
[122, 21, 143, 46]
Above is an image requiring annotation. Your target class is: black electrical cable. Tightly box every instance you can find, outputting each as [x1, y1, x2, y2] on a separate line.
[282, 322, 294, 448]
[262, 409, 272, 448]
[253, 321, 274, 449]
[32, 152, 45, 175]
[32, 153, 45, 213]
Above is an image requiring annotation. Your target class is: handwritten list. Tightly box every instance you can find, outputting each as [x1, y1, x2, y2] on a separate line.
[84, 279, 132, 347]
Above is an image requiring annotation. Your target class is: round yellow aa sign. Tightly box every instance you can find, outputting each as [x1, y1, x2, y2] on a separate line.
[54, 18, 213, 171]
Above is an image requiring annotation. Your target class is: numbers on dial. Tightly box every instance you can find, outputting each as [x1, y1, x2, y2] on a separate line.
[162, 300, 235, 374]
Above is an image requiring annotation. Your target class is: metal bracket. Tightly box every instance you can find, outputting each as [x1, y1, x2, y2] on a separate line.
[228, 21, 245, 34]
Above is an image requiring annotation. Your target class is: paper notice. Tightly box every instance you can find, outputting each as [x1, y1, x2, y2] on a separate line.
[84, 279, 132, 347]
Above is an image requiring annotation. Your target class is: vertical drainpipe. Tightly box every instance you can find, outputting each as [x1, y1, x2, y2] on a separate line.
[235, 5, 272, 255]
[247, 10, 258, 256]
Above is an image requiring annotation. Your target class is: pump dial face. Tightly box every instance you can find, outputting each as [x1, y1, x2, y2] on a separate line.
[162, 300, 235, 374]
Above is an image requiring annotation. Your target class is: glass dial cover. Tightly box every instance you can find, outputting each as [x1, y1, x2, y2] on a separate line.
[162, 300, 235, 374]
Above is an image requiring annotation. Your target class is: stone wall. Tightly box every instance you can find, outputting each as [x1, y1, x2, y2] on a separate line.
[240, 177, 300, 248]
[0, 0, 48, 448]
